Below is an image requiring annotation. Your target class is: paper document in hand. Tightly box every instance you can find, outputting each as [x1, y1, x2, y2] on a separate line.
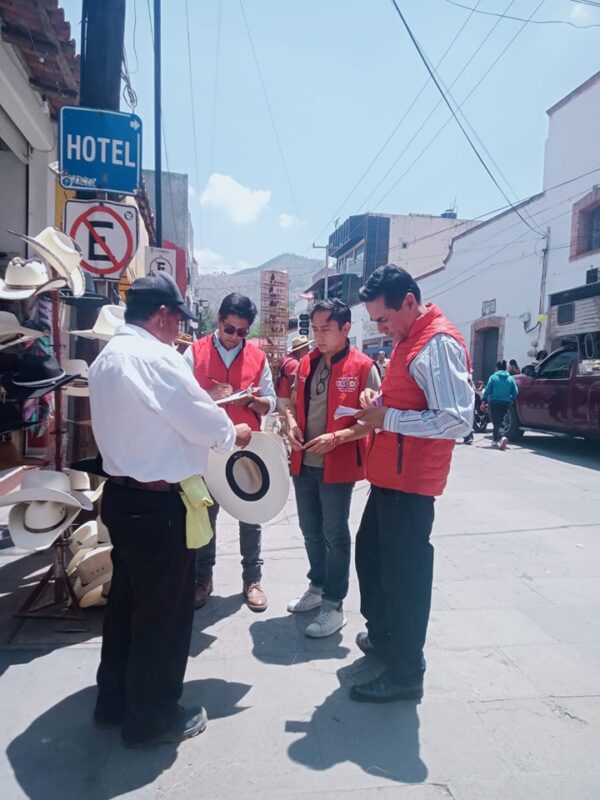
[215, 386, 255, 405]
[334, 405, 361, 420]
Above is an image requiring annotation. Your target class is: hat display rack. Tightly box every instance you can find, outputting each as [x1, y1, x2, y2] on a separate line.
[0, 228, 117, 618]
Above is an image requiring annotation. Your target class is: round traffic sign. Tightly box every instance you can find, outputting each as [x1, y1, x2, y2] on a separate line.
[68, 204, 135, 276]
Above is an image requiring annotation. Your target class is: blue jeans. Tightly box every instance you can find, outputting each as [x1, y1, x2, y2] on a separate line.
[292, 465, 354, 603]
[195, 502, 263, 585]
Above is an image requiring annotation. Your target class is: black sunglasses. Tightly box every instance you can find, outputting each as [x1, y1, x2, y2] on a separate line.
[316, 366, 330, 395]
[223, 323, 249, 338]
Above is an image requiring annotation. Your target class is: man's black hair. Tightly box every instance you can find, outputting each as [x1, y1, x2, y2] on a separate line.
[310, 298, 351, 328]
[496, 360, 507, 371]
[358, 264, 421, 308]
[218, 293, 257, 325]
[125, 301, 165, 324]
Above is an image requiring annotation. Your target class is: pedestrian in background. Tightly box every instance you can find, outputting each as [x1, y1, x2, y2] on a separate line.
[375, 349, 390, 378]
[482, 360, 519, 450]
[275, 335, 311, 413]
[89, 272, 251, 747]
[508, 359, 521, 375]
[185, 293, 276, 612]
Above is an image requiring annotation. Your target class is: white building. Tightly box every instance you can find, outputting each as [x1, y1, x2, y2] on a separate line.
[418, 71, 600, 381]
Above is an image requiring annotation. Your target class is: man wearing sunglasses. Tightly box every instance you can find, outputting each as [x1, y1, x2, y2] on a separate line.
[285, 299, 380, 637]
[185, 293, 276, 612]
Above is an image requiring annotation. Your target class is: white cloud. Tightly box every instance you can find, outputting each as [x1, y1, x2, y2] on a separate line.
[193, 248, 251, 274]
[570, 4, 592, 20]
[278, 213, 300, 229]
[200, 173, 271, 224]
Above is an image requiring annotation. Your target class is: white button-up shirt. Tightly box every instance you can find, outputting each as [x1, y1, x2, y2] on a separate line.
[183, 332, 277, 413]
[89, 324, 236, 483]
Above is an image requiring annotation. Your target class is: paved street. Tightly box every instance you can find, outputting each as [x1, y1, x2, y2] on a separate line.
[0, 433, 599, 799]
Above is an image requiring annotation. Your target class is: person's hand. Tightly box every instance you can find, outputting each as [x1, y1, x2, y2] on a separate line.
[230, 393, 253, 407]
[360, 387, 378, 408]
[234, 423, 252, 448]
[355, 405, 387, 429]
[208, 382, 233, 401]
[304, 433, 337, 454]
[288, 425, 305, 451]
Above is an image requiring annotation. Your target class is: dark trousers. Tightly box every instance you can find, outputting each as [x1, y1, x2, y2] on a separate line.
[490, 401, 510, 442]
[292, 465, 354, 603]
[195, 501, 263, 585]
[96, 482, 195, 744]
[355, 486, 435, 684]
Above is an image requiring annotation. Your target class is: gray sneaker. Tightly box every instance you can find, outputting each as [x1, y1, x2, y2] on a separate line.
[287, 586, 323, 613]
[304, 603, 347, 638]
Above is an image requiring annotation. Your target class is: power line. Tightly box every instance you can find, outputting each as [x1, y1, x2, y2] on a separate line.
[445, 0, 600, 28]
[383, 1, 544, 236]
[306, 0, 485, 250]
[238, 0, 305, 244]
[358, 0, 521, 214]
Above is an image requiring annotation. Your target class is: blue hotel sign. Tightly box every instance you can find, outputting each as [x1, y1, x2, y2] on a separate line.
[59, 106, 142, 194]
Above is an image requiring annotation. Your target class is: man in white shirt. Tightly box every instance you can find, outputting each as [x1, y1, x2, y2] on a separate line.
[89, 271, 251, 748]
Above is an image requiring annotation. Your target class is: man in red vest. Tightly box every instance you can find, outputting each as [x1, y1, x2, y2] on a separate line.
[185, 293, 276, 612]
[285, 299, 380, 638]
[351, 265, 474, 703]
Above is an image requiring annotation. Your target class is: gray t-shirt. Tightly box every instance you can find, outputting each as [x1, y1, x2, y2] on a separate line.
[298, 357, 381, 468]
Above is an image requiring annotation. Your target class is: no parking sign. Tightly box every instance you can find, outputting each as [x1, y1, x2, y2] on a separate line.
[64, 199, 139, 278]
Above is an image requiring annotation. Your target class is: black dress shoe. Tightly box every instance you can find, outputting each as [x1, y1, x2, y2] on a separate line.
[350, 671, 423, 703]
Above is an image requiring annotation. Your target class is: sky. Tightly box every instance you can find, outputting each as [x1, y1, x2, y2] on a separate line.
[59, 0, 600, 275]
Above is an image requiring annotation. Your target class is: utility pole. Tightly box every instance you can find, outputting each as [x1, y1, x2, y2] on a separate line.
[312, 242, 330, 299]
[153, 0, 163, 246]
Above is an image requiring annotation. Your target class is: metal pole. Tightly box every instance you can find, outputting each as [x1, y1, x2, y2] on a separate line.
[324, 244, 329, 300]
[154, 0, 163, 246]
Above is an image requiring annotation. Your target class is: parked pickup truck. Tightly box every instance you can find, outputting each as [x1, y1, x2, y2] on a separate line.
[502, 346, 600, 441]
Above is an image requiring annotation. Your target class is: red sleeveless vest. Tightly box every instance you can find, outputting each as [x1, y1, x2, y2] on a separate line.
[190, 335, 266, 431]
[367, 304, 469, 497]
[291, 344, 373, 484]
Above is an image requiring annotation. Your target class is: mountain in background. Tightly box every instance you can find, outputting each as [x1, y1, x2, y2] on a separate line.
[194, 253, 322, 312]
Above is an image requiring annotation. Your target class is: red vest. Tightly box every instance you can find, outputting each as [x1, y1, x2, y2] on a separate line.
[190, 335, 266, 431]
[291, 344, 373, 484]
[367, 304, 469, 497]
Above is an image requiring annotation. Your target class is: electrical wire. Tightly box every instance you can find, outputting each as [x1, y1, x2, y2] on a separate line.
[445, 0, 600, 28]
[357, 0, 522, 214]
[307, 0, 485, 249]
[381, 1, 544, 236]
[238, 0, 305, 244]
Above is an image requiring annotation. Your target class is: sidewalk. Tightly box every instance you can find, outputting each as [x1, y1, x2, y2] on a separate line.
[0, 434, 599, 799]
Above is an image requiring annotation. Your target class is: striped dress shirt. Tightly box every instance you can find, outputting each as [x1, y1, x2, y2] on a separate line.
[383, 334, 474, 439]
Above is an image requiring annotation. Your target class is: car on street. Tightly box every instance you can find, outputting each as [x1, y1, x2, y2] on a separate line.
[501, 346, 600, 441]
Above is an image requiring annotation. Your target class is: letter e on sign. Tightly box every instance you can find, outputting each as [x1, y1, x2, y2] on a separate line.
[64, 199, 138, 278]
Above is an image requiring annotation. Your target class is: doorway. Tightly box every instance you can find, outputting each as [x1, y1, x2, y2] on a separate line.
[471, 316, 505, 383]
[481, 327, 499, 382]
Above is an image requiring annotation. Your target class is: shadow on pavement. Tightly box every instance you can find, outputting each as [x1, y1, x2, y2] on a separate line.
[286, 662, 427, 783]
[518, 433, 600, 471]
[6, 677, 251, 800]
[249, 613, 350, 665]
[190, 591, 244, 656]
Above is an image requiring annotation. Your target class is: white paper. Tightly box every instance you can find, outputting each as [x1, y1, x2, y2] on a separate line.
[214, 386, 256, 405]
[334, 405, 361, 420]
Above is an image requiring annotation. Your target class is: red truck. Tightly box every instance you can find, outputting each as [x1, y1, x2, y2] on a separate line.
[502, 346, 600, 441]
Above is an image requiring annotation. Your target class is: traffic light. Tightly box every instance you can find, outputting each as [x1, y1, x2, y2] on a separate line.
[298, 313, 310, 336]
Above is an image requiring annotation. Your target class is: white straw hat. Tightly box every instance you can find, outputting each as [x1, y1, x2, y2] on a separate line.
[62, 359, 90, 397]
[205, 432, 290, 524]
[0, 311, 44, 351]
[71, 546, 113, 607]
[8, 501, 82, 551]
[68, 516, 110, 555]
[11, 227, 85, 297]
[69, 305, 125, 341]
[0, 258, 66, 300]
[0, 470, 94, 510]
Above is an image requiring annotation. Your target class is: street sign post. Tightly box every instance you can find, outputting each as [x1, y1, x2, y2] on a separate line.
[59, 106, 142, 194]
[64, 200, 139, 278]
[144, 246, 176, 277]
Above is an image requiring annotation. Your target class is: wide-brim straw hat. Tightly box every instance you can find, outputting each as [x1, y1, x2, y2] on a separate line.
[0, 312, 44, 351]
[11, 228, 85, 298]
[71, 545, 113, 607]
[69, 304, 125, 341]
[61, 359, 90, 397]
[204, 432, 290, 524]
[65, 469, 105, 504]
[68, 517, 110, 555]
[288, 335, 313, 353]
[0, 469, 94, 510]
[8, 501, 82, 551]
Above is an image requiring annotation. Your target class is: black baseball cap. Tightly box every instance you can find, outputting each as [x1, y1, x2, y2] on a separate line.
[126, 271, 196, 320]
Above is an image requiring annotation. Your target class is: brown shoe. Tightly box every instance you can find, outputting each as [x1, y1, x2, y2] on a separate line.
[243, 582, 268, 612]
[194, 579, 213, 609]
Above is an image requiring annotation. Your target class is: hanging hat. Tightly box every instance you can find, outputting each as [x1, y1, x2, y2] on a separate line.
[8, 501, 82, 551]
[69, 304, 125, 341]
[10, 227, 85, 298]
[0, 257, 66, 300]
[62, 359, 90, 397]
[0, 311, 45, 351]
[0, 469, 94, 510]
[65, 469, 104, 503]
[288, 335, 312, 353]
[71, 545, 113, 608]
[204, 432, 290, 524]
[2, 354, 80, 400]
